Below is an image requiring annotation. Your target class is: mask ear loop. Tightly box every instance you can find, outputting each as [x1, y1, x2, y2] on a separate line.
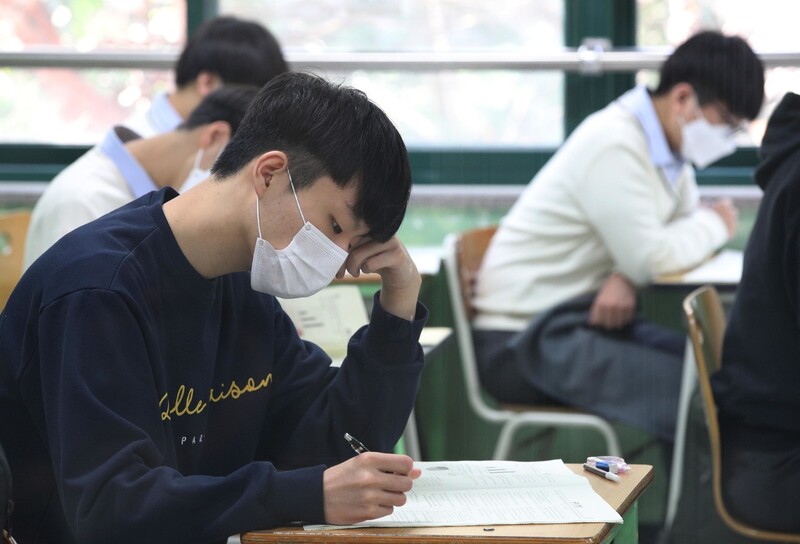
[193, 149, 204, 171]
[255, 197, 264, 240]
[286, 167, 308, 225]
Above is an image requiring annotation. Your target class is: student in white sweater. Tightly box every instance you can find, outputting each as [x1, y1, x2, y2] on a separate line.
[472, 31, 764, 444]
[24, 85, 258, 270]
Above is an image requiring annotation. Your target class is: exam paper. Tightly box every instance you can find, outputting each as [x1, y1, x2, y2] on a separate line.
[680, 249, 743, 285]
[305, 459, 622, 530]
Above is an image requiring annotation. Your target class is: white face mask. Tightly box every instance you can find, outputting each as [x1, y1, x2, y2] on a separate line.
[680, 115, 737, 170]
[250, 168, 349, 298]
[179, 150, 210, 192]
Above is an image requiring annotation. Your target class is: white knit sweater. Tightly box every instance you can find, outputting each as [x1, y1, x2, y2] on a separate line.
[24, 146, 135, 270]
[473, 95, 729, 331]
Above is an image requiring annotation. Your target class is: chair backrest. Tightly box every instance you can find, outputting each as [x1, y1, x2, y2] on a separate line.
[0, 210, 31, 312]
[443, 226, 508, 423]
[444, 226, 622, 459]
[683, 285, 800, 543]
[453, 226, 497, 321]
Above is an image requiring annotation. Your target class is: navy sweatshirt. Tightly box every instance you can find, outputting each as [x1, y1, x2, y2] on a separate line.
[712, 92, 800, 433]
[0, 188, 427, 544]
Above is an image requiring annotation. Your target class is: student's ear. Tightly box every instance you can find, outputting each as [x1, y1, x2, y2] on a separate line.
[251, 151, 288, 198]
[195, 71, 223, 97]
[670, 82, 698, 120]
[197, 121, 231, 169]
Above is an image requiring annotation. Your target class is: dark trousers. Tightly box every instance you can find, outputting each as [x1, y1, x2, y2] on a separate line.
[719, 415, 800, 533]
[473, 294, 685, 442]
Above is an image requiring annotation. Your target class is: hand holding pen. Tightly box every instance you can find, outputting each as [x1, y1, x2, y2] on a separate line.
[320, 433, 421, 525]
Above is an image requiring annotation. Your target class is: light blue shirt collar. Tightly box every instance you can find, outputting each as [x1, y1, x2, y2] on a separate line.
[147, 92, 183, 134]
[617, 85, 685, 185]
[99, 127, 158, 198]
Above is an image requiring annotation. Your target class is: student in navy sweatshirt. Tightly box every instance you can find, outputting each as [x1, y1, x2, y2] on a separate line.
[0, 72, 426, 544]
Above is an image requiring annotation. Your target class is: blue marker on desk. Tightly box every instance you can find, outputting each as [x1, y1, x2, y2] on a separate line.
[583, 462, 621, 482]
[595, 460, 619, 473]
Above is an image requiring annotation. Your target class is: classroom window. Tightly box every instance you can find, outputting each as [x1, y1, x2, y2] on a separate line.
[1, 0, 185, 144]
[637, 0, 800, 146]
[221, 0, 566, 148]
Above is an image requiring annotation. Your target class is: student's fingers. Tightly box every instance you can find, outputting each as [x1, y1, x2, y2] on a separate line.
[355, 453, 417, 497]
[324, 455, 413, 524]
[361, 451, 415, 476]
[377, 471, 416, 494]
[590, 303, 629, 330]
[588, 304, 603, 327]
[375, 488, 410, 508]
[588, 298, 610, 327]
[345, 241, 392, 273]
[345, 244, 417, 293]
[337, 237, 379, 278]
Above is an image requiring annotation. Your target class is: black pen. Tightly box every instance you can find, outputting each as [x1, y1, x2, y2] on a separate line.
[344, 432, 370, 454]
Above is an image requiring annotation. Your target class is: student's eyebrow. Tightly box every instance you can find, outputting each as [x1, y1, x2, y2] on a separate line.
[345, 201, 365, 230]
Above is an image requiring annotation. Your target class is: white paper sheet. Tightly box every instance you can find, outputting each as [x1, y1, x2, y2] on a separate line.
[305, 459, 622, 530]
[278, 285, 368, 366]
[680, 249, 743, 285]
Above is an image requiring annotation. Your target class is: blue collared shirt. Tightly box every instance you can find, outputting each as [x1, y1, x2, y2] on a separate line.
[617, 85, 686, 186]
[147, 92, 184, 135]
[99, 127, 158, 198]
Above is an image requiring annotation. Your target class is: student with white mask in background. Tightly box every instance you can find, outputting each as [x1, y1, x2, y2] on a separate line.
[124, 16, 287, 137]
[24, 85, 259, 269]
[472, 31, 763, 483]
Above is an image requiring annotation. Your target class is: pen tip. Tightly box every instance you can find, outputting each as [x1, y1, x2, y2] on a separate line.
[344, 432, 352, 440]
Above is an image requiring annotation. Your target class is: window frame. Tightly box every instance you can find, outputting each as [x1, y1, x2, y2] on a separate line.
[0, 0, 768, 188]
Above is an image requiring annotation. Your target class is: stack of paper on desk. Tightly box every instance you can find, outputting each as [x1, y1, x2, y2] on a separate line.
[306, 459, 622, 530]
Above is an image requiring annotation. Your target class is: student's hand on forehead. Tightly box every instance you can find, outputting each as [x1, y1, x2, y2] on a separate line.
[339, 236, 421, 320]
[339, 236, 414, 284]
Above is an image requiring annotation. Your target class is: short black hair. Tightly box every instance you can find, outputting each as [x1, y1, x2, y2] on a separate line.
[175, 16, 288, 89]
[654, 30, 764, 120]
[212, 73, 412, 242]
[179, 85, 259, 135]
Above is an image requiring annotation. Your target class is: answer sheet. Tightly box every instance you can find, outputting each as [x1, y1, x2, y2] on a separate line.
[680, 248, 742, 285]
[305, 459, 622, 530]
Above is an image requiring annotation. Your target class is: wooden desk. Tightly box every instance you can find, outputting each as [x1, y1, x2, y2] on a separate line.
[241, 464, 653, 544]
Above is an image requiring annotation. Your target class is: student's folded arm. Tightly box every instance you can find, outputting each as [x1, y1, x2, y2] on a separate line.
[262, 292, 427, 469]
[577, 145, 728, 283]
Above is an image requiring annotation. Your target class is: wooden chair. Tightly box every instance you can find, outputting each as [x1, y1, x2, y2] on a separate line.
[0, 210, 31, 312]
[683, 285, 800, 543]
[442, 226, 621, 460]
